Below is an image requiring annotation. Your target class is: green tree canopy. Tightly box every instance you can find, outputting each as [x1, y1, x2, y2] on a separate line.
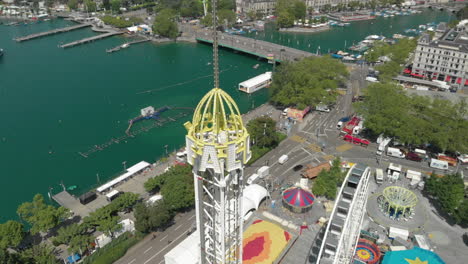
[218, 9, 236, 27]
[0, 220, 24, 250]
[21, 244, 59, 264]
[17, 194, 70, 235]
[425, 173, 467, 224]
[134, 201, 174, 233]
[179, 0, 203, 17]
[153, 9, 179, 39]
[312, 158, 343, 200]
[355, 83, 468, 152]
[275, 0, 306, 28]
[85, 0, 97, 12]
[247, 116, 279, 148]
[67, 0, 78, 10]
[270, 56, 348, 109]
[111, 0, 121, 13]
[53, 223, 85, 246]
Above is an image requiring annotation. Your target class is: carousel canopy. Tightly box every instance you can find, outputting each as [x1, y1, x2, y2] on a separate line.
[382, 247, 445, 264]
[282, 187, 315, 208]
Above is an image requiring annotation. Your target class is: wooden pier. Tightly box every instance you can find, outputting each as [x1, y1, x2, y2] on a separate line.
[60, 31, 124, 48]
[106, 38, 151, 53]
[14, 23, 92, 42]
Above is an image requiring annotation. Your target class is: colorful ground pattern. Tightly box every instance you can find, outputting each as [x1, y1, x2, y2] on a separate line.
[242, 220, 291, 264]
[354, 239, 381, 264]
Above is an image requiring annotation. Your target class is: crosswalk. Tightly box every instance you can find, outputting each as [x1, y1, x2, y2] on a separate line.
[336, 143, 353, 153]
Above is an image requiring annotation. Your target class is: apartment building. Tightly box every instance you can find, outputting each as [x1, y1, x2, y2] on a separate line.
[411, 21, 468, 90]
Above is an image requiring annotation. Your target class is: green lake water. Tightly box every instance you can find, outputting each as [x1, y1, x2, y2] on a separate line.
[0, 8, 453, 221]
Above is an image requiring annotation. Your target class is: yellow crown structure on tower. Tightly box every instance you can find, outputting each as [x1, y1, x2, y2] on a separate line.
[184, 88, 251, 170]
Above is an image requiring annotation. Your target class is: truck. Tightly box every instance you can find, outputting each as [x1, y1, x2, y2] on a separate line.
[429, 159, 448, 170]
[257, 166, 270, 179]
[387, 147, 405, 158]
[278, 155, 289, 164]
[376, 135, 392, 155]
[375, 168, 384, 184]
[343, 134, 369, 147]
[341, 116, 361, 135]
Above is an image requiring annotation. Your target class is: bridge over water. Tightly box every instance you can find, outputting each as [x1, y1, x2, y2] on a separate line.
[193, 30, 315, 62]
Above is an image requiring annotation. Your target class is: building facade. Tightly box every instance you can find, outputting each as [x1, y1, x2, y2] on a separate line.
[411, 21, 468, 90]
[236, 0, 371, 15]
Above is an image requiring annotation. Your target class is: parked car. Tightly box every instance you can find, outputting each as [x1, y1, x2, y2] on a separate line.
[406, 152, 422, 162]
[293, 164, 304, 171]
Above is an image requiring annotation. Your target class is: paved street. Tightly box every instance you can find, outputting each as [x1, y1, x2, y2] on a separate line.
[115, 210, 196, 264]
[114, 64, 467, 264]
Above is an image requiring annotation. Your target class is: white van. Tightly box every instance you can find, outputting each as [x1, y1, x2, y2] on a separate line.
[375, 168, 384, 184]
[278, 155, 289, 164]
[246, 173, 259, 185]
[387, 147, 405, 158]
[429, 159, 448, 170]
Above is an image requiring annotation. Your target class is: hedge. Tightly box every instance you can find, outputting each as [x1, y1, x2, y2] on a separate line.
[82, 232, 142, 264]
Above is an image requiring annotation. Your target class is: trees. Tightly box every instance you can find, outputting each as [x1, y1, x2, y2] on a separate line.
[247, 10, 256, 21]
[312, 158, 343, 200]
[179, 0, 203, 17]
[21, 244, 59, 264]
[109, 192, 139, 212]
[17, 194, 70, 235]
[247, 116, 279, 148]
[355, 83, 468, 153]
[111, 0, 121, 13]
[0, 220, 24, 250]
[425, 174, 467, 225]
[67, 0, 78, 10]
[277, 10, 294, 28]
[134, 201, 174, 233]
[85, 0, 97, 12]
[275, 0, 306, 28]
[218, 9, 236, 27]
[269, 56, 348, 109]
[153, 9, 179, 39]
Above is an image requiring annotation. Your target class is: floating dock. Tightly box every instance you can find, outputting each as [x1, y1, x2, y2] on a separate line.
[60, 31, 123, 48]
[14, 23, 92, 42]
[78, 108, 191, 158]
[106, 38, 151, 53]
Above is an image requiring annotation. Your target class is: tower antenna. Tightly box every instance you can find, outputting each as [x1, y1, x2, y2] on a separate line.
[212, 0, 219, 89]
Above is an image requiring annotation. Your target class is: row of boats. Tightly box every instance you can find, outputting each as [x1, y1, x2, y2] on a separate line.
[225, 26, 258, 35]
[371, 9, 423, 18]
[2, 19, 50, 27]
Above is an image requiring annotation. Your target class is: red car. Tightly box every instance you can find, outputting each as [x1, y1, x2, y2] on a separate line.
[406, 152, 422, 162]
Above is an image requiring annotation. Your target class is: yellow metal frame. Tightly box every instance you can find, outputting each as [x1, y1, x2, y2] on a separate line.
[382, 186, 418, 213]
[185, 88, 250, 163]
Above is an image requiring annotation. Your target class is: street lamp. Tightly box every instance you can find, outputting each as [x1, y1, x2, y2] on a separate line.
[164, 144, 169, 156]
[122, 161, 127, 171]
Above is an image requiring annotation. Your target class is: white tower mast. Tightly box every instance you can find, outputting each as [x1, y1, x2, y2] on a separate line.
[184, 0, 251, 263]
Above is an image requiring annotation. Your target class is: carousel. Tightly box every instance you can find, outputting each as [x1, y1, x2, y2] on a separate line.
[282, 187, 315, 213]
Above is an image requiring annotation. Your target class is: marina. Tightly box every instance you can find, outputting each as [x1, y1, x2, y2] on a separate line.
[14, 23, 91, 42]
[0, 9, 454, 221]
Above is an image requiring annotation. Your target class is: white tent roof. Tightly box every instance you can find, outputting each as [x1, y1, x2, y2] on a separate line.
[244, 184, 268, 209]
[242, 196, 256, 216]
[127, 161, 151, 173]
[165, 230, 200, 264]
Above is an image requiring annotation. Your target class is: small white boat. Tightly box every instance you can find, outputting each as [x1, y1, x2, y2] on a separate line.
[253, 64, 259, 69]
[121, 43, 129, 48]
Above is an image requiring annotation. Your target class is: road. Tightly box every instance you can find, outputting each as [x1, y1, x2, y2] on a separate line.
[115, 211, 195, 264]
